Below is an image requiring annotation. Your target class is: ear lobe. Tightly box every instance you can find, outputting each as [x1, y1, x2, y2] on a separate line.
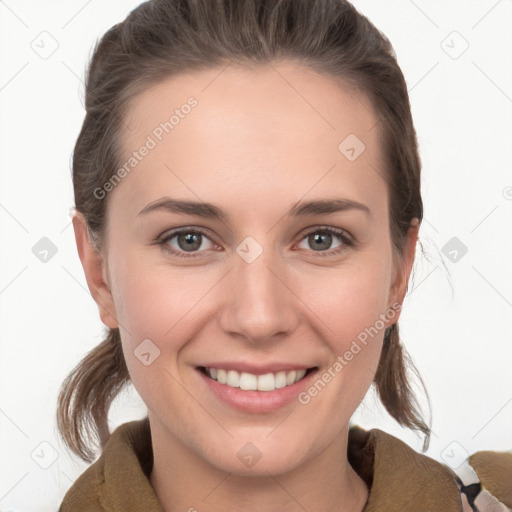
[72, 210, 119, 329]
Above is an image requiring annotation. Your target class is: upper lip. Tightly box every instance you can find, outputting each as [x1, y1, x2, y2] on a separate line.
[198, 362, 316, 375]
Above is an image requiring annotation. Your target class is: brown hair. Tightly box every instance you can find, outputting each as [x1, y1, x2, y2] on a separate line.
[57, 0, 430, 463]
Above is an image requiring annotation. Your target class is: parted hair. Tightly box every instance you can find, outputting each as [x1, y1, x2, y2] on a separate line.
[57, 0, 431, 463]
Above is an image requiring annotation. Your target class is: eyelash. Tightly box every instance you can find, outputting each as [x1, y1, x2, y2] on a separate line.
[157, 226, 354, 259]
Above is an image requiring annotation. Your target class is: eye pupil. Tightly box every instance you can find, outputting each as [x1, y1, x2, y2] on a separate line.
[179, 232, 202, 251]
[310, 232, 332, 251]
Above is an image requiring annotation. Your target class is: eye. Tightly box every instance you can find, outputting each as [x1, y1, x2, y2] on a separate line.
[159, 228, 218, 258]
[157, 225, 354, 259]
[295, 226, 354, 257]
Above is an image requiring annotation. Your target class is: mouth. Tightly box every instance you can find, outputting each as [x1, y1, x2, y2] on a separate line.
[198, 366, 318, 392]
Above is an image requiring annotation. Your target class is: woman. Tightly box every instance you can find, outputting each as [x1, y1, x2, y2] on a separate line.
[57, 0, 512, 510]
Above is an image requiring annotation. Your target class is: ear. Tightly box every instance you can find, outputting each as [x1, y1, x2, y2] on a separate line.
[387, 218, 419, 322]
[72, 210, 119, 329]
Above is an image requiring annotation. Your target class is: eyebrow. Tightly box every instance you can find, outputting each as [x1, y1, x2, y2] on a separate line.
[138, 197, 372, 221]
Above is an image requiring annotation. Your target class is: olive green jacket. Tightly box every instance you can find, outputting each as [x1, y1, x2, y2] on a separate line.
[59, 417, 512, 511]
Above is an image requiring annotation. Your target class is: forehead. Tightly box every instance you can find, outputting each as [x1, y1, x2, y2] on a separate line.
[113, 61, 386, 219]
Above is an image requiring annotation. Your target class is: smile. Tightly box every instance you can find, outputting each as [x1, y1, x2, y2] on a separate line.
[200, 366, 313, 391]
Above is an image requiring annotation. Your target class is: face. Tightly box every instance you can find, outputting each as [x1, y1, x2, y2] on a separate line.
[75, 61, 417, 476]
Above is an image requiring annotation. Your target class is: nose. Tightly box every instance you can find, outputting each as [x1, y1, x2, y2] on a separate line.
[217, 241, 300, 345]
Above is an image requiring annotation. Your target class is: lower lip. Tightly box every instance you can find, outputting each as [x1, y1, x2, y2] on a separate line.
[197, 367, 318, 413]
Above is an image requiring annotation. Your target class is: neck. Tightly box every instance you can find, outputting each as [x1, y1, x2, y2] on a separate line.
[149, 418, 369, 512]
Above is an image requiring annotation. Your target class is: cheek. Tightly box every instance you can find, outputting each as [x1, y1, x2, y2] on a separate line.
[295, 269, 389, 429]
[109, 248, 209, 339]
[107, 249, 217, 390]
[305, 252, 393, 344]
[298, 250, 393, 398]
[109, 260, 202, 419]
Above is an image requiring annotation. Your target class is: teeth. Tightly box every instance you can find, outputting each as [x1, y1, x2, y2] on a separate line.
[217, 369, 227, 384]
[258, 373, 276, 391]
[240, 372, 257, 390]
[286, 370, 297, 385]
[295, 369, 307, 382]
[226, 370, 240, 388]
[275, 371, 287, 389]
[205, 367, 308, 391]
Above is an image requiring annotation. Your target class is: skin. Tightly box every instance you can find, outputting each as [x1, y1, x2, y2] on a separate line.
[73, 61, 419, 512]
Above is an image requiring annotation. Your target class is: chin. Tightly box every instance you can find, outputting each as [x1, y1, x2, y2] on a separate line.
[200, 437, 311, 477]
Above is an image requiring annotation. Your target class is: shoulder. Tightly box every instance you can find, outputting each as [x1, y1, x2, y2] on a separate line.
[59, 418, 160, 511]
[450, 449, 512, 511]
[348, 425, 512, 512]
[350, 426, 463, 510]
[58, 455, 105, 511]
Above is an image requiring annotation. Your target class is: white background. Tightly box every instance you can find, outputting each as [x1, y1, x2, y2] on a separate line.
[1, 1, 511, 510]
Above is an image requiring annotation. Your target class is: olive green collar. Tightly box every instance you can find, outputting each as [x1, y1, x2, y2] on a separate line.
[60, 417, 462, 511]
